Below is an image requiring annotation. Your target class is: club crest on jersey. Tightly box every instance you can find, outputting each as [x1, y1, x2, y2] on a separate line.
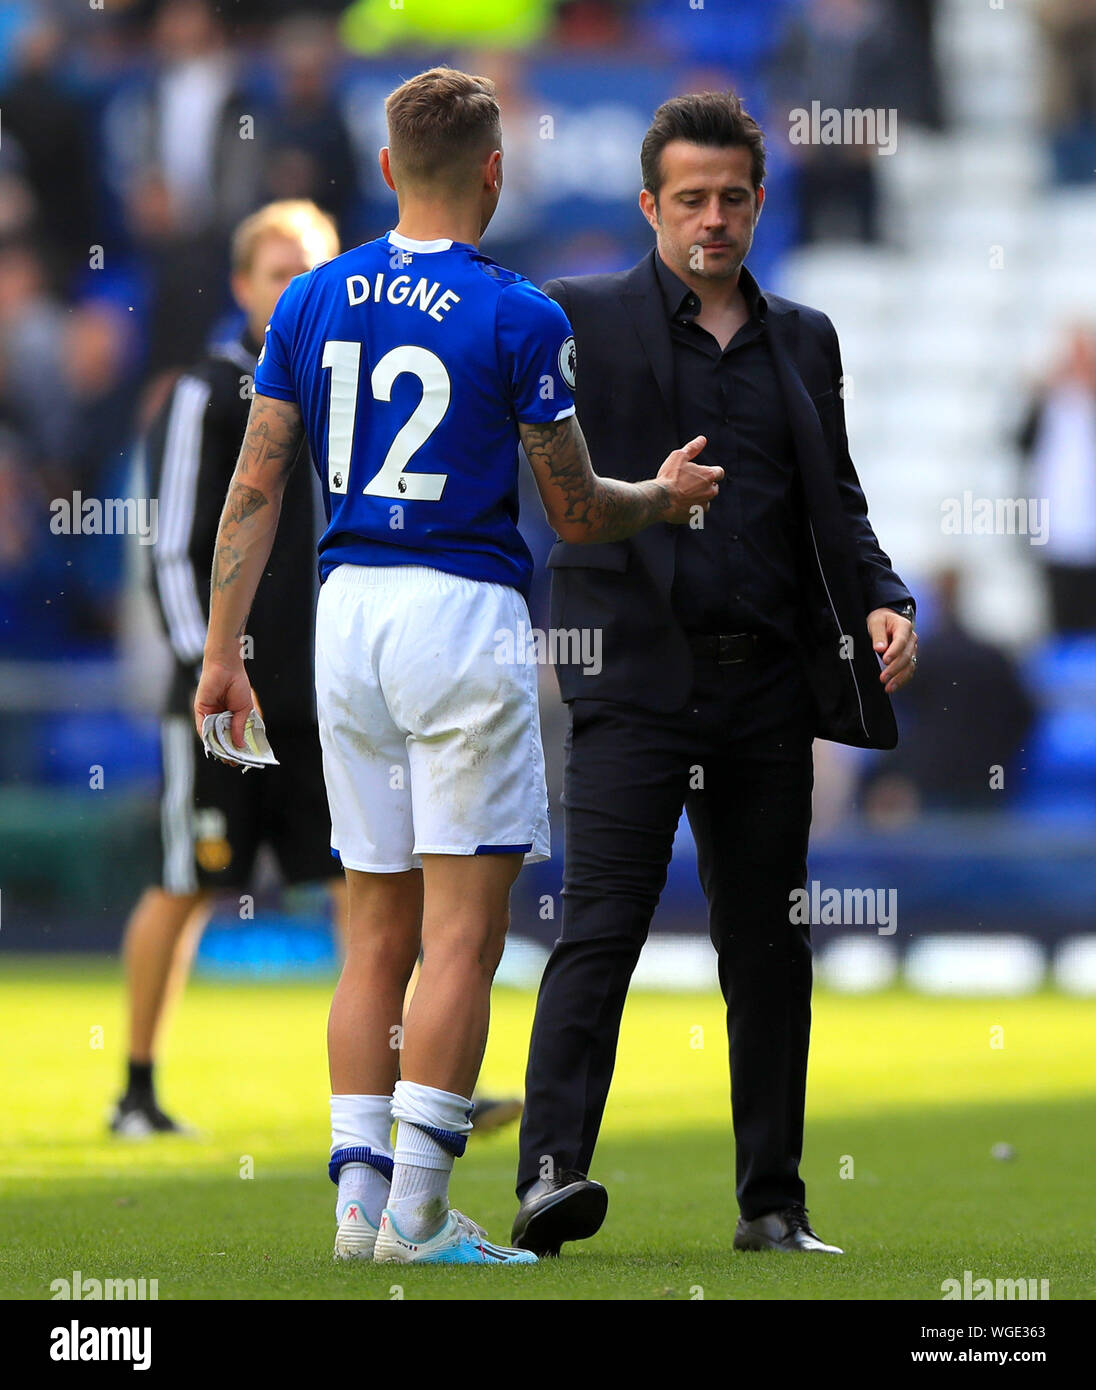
[558, 336, 576, 390]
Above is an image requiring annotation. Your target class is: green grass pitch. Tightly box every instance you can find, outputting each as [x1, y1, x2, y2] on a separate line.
[1, 955, 1093, 1300]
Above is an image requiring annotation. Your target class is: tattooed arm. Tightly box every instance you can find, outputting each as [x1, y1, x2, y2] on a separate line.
[519, 416, 722, 544]
[194, 393, 304, 746]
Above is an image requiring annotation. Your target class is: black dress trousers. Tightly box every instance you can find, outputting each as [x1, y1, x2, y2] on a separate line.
[517, 644, 816, 1220]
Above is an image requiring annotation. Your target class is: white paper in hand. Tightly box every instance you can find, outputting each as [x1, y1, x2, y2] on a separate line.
[200, 709, 279, 772]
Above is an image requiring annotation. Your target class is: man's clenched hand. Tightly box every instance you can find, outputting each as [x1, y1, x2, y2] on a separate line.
[867, 608, 917, 694]
[656, 435, 724, 523]
[194, 657, 253, 752]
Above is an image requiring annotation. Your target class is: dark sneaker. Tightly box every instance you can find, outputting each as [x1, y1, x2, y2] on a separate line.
[109, 1095, 189, 1138]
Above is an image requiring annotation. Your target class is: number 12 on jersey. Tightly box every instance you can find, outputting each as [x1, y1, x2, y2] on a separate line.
[321, 340, 450, 501]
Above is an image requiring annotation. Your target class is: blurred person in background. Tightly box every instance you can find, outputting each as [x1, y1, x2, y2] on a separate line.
[104, 0, 260, 238]
[0, 166, 36, 244]
[770, 0, 905, 244]
[58, 303, 138, 500]
[56, 302, 142, 641]
[105, 0, 263, 390]
[0, 238, 72, 483]
[0, 422, 32, 582]
[0, 14, 95, 288]
[1037, 0, 1096, 183]
[891, 0, 946, 130]
[0, 211, 86, 652]
[0, 233, 141, 644]
[1019, 324, 1096, 633]
[0, 412, 68, 655]
[123, 171, 234, 395]
[110, 200, 345, 1137]
[861, 569, 1035, 824]
[261, 15, 360, 231]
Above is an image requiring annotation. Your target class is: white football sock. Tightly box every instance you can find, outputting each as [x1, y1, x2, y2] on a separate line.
[330, 1093, 393, 1226]
[387, 1080, 475, 1242]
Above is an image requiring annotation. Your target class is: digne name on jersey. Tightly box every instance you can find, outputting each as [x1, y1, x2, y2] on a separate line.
[345, 273, 460, 323]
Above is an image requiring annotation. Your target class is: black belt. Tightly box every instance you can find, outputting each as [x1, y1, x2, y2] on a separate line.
[686, 631, 760, 664]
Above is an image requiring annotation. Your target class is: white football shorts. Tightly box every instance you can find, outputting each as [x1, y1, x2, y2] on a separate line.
[314, 563, 550, 872]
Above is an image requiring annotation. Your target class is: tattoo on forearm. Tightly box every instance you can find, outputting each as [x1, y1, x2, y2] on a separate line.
[523, 418, 671, 542]
[211, 483, 268, 593]
[225, 483, 269, 526]
[209, 396, 303, 598]
[236, 399, 305, 481]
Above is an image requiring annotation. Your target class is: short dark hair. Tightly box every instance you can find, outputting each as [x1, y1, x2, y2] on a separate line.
[385, 67, 501, 188]
[640, 91, 766, 197]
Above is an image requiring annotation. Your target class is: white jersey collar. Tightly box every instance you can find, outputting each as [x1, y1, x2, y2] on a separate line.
[387, 230, 454, 254]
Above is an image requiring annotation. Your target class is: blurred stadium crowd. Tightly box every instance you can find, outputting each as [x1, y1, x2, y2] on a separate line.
[1, 0, 1094, 961]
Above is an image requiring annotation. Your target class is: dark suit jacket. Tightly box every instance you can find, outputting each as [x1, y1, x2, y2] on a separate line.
[542, 250, 913, 750]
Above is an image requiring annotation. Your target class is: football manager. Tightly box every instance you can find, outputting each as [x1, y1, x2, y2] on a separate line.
[511, 91, 917, 1257]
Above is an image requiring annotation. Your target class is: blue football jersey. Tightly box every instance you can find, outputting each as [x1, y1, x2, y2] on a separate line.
[253, 230, 577, 598]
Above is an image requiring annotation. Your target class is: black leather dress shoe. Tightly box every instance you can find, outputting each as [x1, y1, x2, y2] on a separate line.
[510, 1171, 608, 1256]
[733, 1204, 843, 1254]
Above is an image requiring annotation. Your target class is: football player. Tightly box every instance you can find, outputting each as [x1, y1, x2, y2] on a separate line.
[194, 67, 721, 1264]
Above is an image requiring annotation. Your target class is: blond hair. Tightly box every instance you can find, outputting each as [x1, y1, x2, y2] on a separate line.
[231, 200, 340, 276]
[385, 67, 501, 188]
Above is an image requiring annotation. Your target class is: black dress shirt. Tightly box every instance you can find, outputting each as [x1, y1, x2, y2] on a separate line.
[655, 254, 805, 643]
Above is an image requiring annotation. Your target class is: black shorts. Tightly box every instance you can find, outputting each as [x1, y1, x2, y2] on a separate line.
[158, 716, 336, 893]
